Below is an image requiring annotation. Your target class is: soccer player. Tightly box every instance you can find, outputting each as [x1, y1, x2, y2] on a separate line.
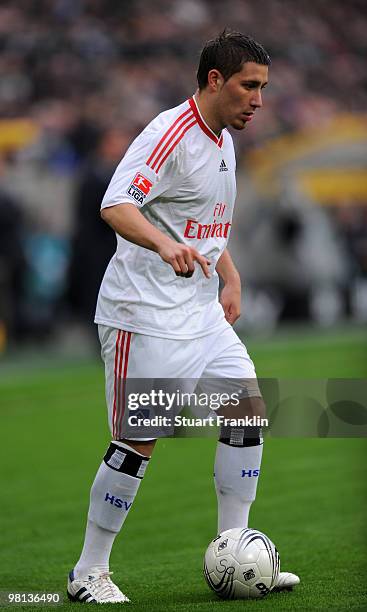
[67, 31, 300, 604]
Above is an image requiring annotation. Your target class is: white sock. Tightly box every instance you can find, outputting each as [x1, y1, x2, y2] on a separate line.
[74, 520, 116, 577]
[74, 442, 149, 579]
[214, 440, 263, 533]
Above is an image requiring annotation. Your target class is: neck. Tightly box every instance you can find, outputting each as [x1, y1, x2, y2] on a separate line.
[194, 90, 223, 136]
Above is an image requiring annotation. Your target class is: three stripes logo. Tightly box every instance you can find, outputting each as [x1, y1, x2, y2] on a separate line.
[219, 159, 228, 172]
[146, 107, 197, 174]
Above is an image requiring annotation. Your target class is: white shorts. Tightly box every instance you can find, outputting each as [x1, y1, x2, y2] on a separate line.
[98, 324, 261, 440]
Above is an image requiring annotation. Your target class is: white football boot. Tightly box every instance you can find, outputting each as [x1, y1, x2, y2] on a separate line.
[272, 571, 300, 592]
[67, 569, 130, 603]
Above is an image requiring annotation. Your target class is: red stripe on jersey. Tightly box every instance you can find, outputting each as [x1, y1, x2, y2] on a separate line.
[150, 113, 195, 171]
[189, 97, 223, 148]
[116, 331, 132, 439]
[155, 119, 197, 173]
[146, 107, 192, 167]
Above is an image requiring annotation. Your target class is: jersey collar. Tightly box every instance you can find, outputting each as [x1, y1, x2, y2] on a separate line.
[189, 96, 223, 149]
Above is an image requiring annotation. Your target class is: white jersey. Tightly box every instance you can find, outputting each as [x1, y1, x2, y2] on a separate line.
[95, 96, 237, 339]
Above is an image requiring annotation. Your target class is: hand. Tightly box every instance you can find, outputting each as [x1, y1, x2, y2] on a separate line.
[220, 280, 241, 325]
[158, 240, 211, 278]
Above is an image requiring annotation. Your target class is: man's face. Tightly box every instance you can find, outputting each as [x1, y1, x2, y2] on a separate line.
[215, 62, 269, 130]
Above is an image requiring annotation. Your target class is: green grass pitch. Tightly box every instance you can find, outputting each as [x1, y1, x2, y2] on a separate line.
[0, 327, 366, 611]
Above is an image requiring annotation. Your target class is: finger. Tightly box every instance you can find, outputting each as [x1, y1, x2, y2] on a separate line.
[169, 258, 183, 276]
[190, 247, 210, 265]
[176, 254, 188, 275]
[193, 253, 211, 278]
[183, 250, 195, 275]
[181, 251, 195, 278]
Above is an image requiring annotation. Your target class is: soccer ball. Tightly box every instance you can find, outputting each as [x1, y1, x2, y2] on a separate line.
[204, 527, 280, 599]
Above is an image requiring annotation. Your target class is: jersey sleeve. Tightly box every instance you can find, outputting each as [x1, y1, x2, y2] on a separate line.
[101, 125, 180, 210]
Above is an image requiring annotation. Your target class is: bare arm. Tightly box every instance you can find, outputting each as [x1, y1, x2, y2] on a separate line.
[101, 203, 211, 278]
[216, 248, 242, 325]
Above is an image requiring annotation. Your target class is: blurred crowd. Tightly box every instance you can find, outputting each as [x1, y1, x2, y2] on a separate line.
[1, 0, 366, 149]
[0, 0, 366, 346]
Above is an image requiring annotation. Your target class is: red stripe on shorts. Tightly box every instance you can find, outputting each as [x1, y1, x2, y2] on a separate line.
[116, 331, 132, 440]
[112, 330, 121, 438]
[112, 330, 125, 438]
[115, 332, 126, 438]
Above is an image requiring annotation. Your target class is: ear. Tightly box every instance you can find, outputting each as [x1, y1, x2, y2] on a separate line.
[207, 69, 224, 92]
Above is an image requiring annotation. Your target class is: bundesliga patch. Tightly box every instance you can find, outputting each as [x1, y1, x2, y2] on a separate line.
[127, 173, 153, 204]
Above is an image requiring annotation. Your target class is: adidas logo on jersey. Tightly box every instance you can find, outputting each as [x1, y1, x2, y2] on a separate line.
[219, 159, 228, 172]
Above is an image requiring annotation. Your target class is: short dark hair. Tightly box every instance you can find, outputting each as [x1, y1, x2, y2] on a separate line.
[197, 30, 271, 90]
